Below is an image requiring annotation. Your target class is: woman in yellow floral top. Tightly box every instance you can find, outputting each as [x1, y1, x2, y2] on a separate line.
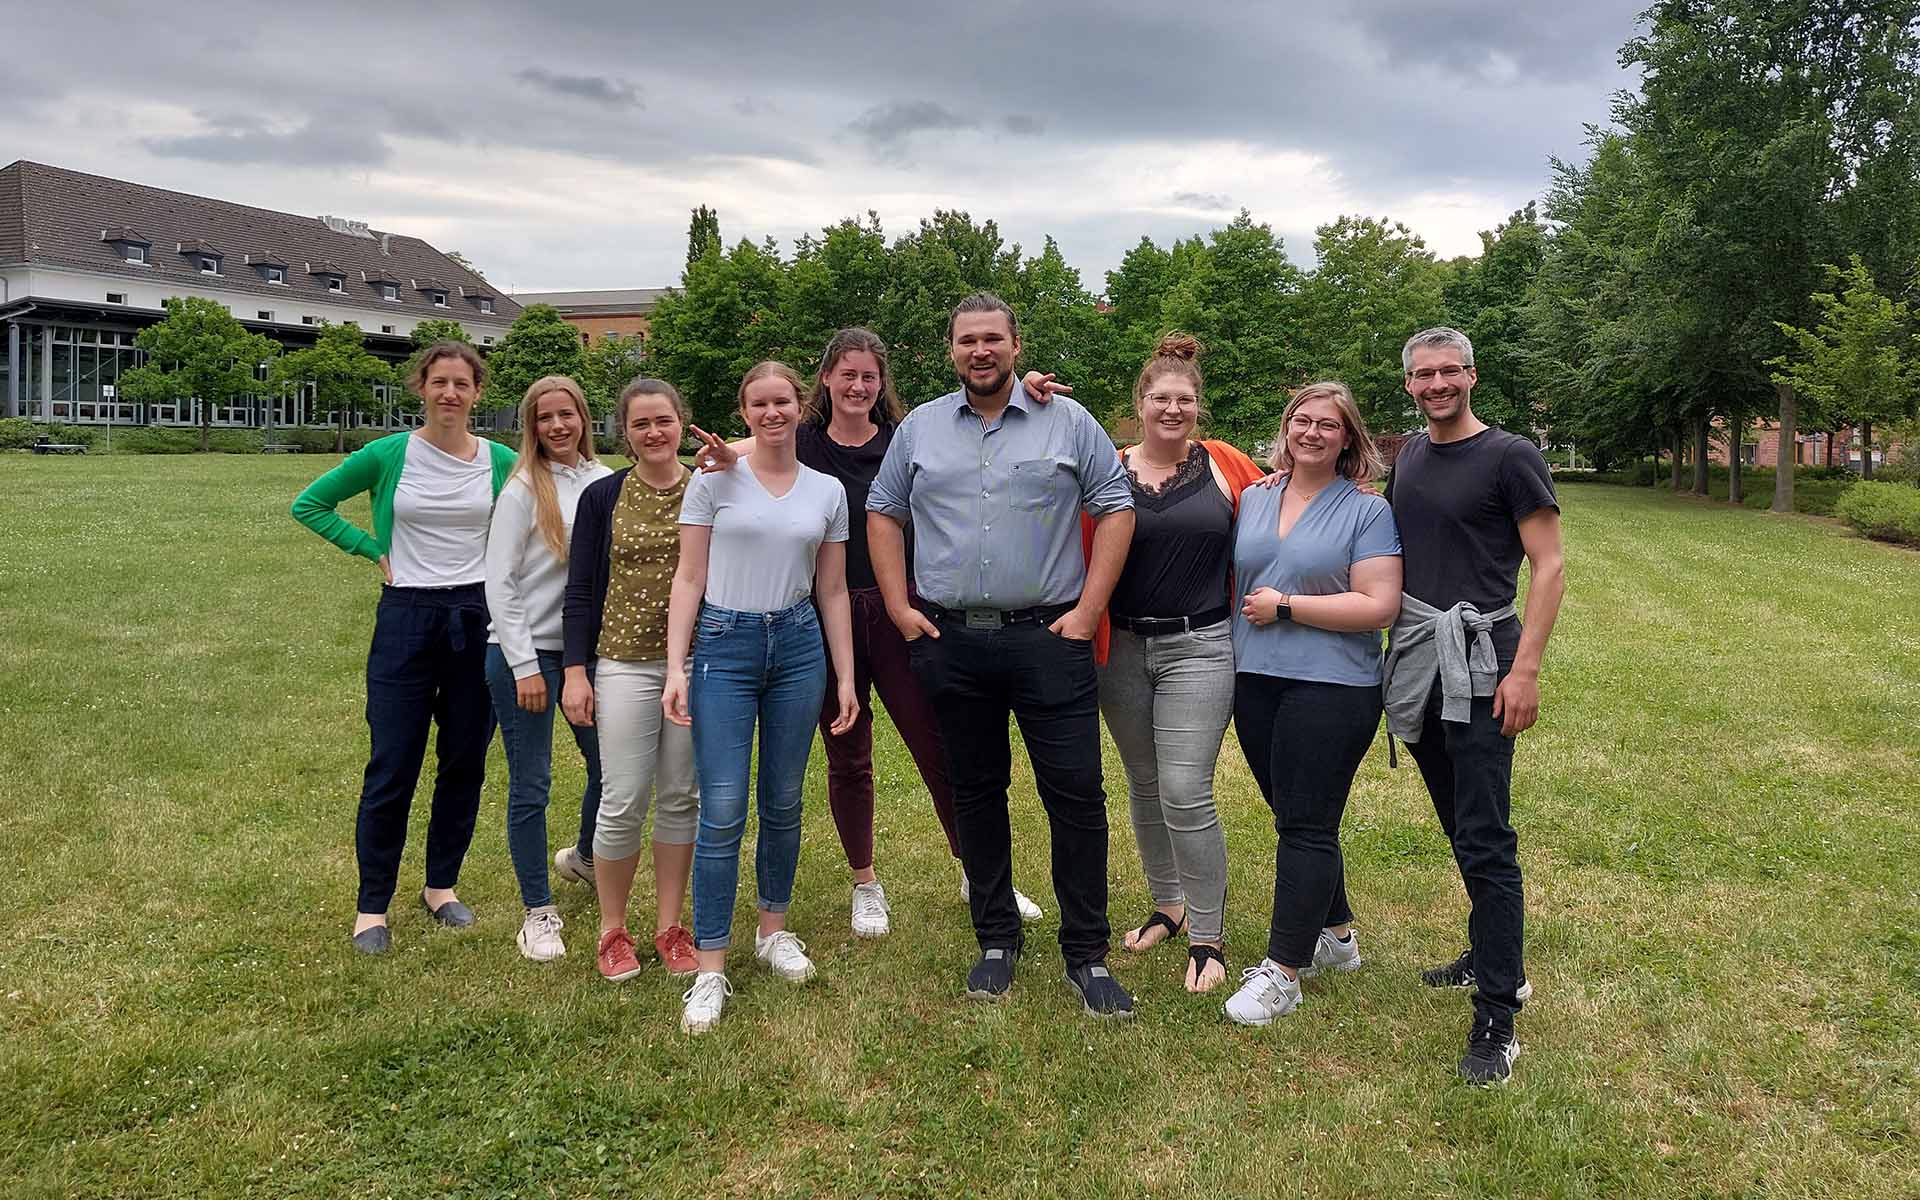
[560, 379, 700, 982]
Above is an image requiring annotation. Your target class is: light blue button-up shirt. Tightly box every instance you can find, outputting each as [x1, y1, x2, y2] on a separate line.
[867, 381, 1132, 610]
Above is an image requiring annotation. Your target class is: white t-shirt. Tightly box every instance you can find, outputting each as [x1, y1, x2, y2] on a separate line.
[388, 434, 494, 588]
[679, 459, 848, 613]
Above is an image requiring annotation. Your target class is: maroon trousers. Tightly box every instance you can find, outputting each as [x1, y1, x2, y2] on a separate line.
[819, 586, 961, 869]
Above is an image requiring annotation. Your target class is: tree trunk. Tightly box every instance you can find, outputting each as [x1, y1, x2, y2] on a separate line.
[1771, 382, 1796, 513]
[1693, 417, 1710, 494]
[1827, 428, 1838, 467]
[335, 409, 346, 454]
[1729, 419, 1744, 505]
[200, 405, 211, 453]
[1860, 419, 1874, 478]
[1671, 425, 1685, 490]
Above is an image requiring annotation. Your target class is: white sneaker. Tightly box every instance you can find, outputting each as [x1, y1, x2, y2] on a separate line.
[1224, 959, 1302, 1026]
[959, 874, 1046, 924]
[754, 929, 817, 982]
[679, 971, 733, 1034]
[516, 905, 566, 962]
[850, 881, 891, 939]
[1299, 928, 1362, 979]
[554, 846, 595, 886]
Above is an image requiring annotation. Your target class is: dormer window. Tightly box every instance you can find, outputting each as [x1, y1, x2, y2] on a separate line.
[432, 292, 448, 308]
[266, 266, 285, 284]
[328, 278, 344, 293]
[381, 283, 400, 301]
[308, 261, 347, 294]
[200, 256, 221, 275]
[479, 297, 494, 314]
[180, 241, 223, 275]
[102, 227, 153, 265]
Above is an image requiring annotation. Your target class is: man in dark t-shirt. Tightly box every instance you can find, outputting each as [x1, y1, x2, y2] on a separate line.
[1384, 326, 1566, 1085]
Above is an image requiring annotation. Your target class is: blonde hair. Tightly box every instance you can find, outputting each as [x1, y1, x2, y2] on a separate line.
[1268, 381, 1384, 482]
[512, 375, 597, 561]
[1132, 331, 1206, 422]
[738, 360, 815, 422]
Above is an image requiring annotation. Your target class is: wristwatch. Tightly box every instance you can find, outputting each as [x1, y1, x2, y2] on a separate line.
[1276, 593, 1293, 623]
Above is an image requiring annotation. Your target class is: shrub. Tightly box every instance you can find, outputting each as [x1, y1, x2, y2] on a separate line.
[1835, 481, 1920, 547]
[0, 418, 97, 449]
[103, 427, 267, 454]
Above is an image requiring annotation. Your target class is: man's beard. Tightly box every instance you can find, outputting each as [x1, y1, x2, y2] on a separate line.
[963, 367, 1012, 398]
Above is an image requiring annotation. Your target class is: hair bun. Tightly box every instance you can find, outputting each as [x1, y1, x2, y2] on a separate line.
[1154, 332, 1202, 361]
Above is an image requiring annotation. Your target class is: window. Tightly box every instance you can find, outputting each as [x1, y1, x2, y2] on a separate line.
[482, 336, 495, 346]
[327, 277, 343, 293]
[123, 245, 147, 264]
[302, 315, 318, 326]
[431, 293, 447, 308]
[266, 266, 285, 285]
[106, 292, 127, 305]
[200, 256, 220, 275]
[381, 283, 399, 301]
[479, 298, 494, 314]
[380, 325, 396, 335]
[257, 310, 274, 322]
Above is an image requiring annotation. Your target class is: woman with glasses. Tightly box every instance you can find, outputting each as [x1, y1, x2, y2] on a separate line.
[1222, 381, 1402, 1026]
[1090, 333, 1265, 993]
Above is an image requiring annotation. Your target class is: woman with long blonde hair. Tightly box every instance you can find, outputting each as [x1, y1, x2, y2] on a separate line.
[484, 374, 612, 962]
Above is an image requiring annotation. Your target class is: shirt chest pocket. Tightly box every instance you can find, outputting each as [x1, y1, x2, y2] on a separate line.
[1008, 457, 1067, 511]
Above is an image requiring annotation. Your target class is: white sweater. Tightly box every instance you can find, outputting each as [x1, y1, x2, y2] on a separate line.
[486, 458, 614, 678]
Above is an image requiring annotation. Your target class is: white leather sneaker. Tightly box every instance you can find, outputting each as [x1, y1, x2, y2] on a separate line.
[680, 971, 733, 1035]
[754, 929, 817, 982]
[516, 905, 566, 962]
[1299, 928, 1362, 979]
[850, 881, 891, 939]
[1224, 959, 1302, 1026]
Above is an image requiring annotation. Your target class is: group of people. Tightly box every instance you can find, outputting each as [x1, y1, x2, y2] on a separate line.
[291, 293, 1564, 1084]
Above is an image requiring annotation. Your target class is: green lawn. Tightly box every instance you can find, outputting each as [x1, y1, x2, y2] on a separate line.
[2, 458, 1916, 1199]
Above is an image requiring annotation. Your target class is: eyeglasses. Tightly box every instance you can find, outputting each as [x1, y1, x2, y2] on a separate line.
[1144, 392, 1199, 410]
[1288, 415, 1346, 437]
[1408, 365, 1472, 384]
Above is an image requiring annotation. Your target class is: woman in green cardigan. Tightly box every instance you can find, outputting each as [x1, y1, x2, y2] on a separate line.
[291, 341, 518, 954]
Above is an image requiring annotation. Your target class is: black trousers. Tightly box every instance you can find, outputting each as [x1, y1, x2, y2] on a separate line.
[1232, 673, 1381, 968]
[909, 619, 1111, 968]
[1404, 682, 1525, 1027]
[355, 585, 495, 914]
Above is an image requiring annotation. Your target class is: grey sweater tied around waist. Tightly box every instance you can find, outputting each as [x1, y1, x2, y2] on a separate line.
[1383, 595, 1517, 743]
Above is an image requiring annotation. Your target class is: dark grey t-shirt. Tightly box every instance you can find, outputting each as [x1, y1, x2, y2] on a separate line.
[1385, 427, 1558, 670]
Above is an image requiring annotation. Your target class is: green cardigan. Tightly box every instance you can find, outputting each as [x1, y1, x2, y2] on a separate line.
[291, 431, 518, 563]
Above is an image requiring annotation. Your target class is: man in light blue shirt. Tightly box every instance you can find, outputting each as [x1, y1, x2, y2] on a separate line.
[868, 292, 1137, 1017]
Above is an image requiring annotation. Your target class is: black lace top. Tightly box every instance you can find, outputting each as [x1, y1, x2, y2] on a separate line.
[1108, 442, 1234, 620]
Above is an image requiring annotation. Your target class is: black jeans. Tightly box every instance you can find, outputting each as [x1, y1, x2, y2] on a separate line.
[909, 618, 1111, 968]
[355, 585, 495, 913]
[1403, 681, 1524, 1026]
[1233, 673, 1381, 969]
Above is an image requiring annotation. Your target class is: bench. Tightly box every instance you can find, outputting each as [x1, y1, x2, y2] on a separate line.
[30, 441, 86, 455]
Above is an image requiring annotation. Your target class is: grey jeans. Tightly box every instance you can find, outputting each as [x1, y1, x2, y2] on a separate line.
[1096, 622, 1234, 944]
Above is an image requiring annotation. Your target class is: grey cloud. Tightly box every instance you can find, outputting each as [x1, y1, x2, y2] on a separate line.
[515, 67, 643, 108]
[1170, 191, 1233, 209]
[1001, 114, 1045, 136]
[849, 100, 977, 149]
[141, 112, 391, 167]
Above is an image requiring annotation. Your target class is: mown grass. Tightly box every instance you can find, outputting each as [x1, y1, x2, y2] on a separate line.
[1, 458, 1915, 1199]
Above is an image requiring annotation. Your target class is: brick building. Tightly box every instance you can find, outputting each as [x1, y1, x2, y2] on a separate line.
[1709, 418, 1892, 473]
[510, 287, 668, 347]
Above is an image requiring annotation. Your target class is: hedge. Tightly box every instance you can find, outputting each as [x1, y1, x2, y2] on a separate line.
[1834, 481, 1920, 547]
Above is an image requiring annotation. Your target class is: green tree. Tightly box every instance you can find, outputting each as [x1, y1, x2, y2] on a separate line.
[686, 205, 722, 273]
[876, 211, 1021, 406]
[118, 296, 280, 452]
[646, 238, 787, 433]
[394, 319, 473, 419]
[1004, 237, 1114, 415]
[1444, 204, 1548, 435]
[1157, 211, 1305, 443]
[1098, 234, 1209, 420]
[1296, 214, 1446, 433]
[485, 304, 587, 417]
[268, 322, 390, 453]
[579, 333, 648, 419]
[779, 213, 891, 369]
[1771, 256, 1920, 480]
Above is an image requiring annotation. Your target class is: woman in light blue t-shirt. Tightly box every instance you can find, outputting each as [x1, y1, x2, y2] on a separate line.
[1221, 381, 1403, 1028]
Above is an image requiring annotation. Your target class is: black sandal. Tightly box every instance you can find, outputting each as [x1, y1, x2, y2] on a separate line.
[1124, 909, 1186, 952]
[1187, 943, 1227, 987]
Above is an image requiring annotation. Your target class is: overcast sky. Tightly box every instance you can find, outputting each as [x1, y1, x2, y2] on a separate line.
[2, 0, 1647, 295]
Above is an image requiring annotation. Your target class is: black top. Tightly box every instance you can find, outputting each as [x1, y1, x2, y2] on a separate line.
[797, 420, 906, 591]
[1108, 442, 1234, 620]
[1385, 428, 1558, 669]
[561, 467, 630, 669]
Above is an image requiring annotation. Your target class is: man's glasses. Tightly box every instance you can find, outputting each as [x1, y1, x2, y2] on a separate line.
[1409, 365, 1472, 384]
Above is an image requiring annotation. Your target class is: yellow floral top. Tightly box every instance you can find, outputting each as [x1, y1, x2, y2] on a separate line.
[596, 469, 688, 662]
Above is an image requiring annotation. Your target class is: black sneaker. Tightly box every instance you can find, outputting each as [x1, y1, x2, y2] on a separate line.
[966, 946, 1018, 1001]
[1065, 962, 1135, 1019]
[1458, 1017, 1521, 1085]
[1421, 947, 1533, 1002]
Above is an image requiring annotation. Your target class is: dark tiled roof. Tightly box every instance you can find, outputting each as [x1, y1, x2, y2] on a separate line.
[0, 160, 519, 323]
[512, 286, 669, 315]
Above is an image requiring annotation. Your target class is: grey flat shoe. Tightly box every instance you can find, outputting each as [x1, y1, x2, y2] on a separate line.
[420, 891, 476, 928]
[352, 925, 391, 955]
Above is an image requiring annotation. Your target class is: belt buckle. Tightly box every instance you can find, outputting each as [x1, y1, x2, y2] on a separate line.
[963, 608, 1002, 630]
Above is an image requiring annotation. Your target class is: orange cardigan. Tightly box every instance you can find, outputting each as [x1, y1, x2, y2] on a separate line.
[1080, 438, 1267, 665]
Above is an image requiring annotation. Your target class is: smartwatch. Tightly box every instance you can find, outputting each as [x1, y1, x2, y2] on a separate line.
[1276, 593, 1293, 623]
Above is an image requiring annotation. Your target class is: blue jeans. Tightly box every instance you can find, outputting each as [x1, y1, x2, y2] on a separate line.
[484, 645, 603, 910]
[688, 599, 828, 951]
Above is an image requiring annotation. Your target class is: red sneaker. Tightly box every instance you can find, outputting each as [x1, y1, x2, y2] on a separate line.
[654, 924, 698, 976]
[596, 928, 643, 982]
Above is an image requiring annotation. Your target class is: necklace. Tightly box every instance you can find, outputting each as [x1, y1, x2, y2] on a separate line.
[1131, 442, 1189, 471]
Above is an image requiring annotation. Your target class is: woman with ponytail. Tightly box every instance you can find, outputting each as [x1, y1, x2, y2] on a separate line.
[484, 375, 612, 962]
[1088, 333, 1265, 993]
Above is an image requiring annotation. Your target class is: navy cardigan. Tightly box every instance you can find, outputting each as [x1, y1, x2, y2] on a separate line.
[561, 467, 631, 669]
